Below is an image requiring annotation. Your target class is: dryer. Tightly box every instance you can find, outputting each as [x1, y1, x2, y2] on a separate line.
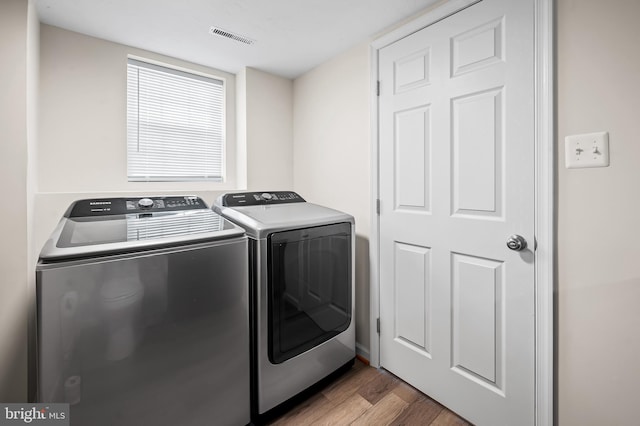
[213, 191, 355, 421]
[35, 196, 250, 426]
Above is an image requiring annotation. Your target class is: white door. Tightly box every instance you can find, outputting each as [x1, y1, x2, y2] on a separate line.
[378, 0, 535, 425]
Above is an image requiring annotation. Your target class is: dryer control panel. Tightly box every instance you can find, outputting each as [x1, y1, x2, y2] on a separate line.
[66, 196, 206, 217]
[221, 191, 305, 207]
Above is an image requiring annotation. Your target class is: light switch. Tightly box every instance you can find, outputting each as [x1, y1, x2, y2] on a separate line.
[565, 132, 609, 168]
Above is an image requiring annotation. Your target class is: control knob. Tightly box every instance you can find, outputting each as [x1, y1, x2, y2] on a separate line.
[261, 193, 273, 200]
[138, 198, 154, 209]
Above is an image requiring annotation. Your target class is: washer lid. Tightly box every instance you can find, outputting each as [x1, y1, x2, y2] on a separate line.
[214, 201, 354, 239]
[39, 197, 245, 262]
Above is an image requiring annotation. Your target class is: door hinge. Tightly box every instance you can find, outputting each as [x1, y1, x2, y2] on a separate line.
[376, 317, 380, 334]
[376, 81, 380, 96]
[376, 199, 381, 215]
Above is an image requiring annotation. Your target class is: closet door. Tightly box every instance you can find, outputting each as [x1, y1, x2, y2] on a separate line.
[378, 0, 536, 424]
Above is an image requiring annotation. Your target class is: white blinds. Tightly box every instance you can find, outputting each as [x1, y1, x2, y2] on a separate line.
[127, 58, 225, 181]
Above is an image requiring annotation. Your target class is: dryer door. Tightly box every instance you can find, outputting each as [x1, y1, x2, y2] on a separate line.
[268, 222, 352, 364]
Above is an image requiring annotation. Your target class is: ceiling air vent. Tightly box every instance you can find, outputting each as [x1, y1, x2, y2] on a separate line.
[209, 26, 255, 45]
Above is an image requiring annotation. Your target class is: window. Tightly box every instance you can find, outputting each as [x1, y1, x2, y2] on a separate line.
[127, 58, 225, 182]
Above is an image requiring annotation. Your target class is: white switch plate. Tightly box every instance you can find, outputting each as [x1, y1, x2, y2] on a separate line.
[565, 131, 609, 168]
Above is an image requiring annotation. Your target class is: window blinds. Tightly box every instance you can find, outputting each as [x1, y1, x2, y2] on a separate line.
[127, 58, 225, 181]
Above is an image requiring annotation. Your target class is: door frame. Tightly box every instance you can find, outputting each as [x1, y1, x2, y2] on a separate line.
[368, 0, 554, 425]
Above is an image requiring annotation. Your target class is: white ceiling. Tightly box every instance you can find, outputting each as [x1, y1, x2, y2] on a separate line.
[33, 0, 439, 79]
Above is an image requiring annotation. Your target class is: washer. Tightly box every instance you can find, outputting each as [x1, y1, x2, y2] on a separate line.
[35, 196, 250, 426]
[213, 191, 355, 420]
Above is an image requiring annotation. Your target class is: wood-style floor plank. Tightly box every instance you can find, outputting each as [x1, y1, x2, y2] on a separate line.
[357, 370, 400, 405]
[389, 395, 444, 426]
[267, 360, 472, 426]
[321, 364, 378, 402]
[390, 381, 422, 404]
[270, 392, 335, 426]
[308, 393, 371, 426]
[351, 392, 408, 426]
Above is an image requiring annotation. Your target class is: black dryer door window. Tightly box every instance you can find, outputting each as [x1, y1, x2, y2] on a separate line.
[268, 222, 352, 364]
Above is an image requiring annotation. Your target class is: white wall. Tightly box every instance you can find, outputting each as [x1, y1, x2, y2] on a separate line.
[0, 0, 38, 402]
[26, 0, 40, 402]
[38, 25, 238, 193]
[556, 0, 640, 424]
[240, 68, 293, 191]
[293, 43, 371, 356]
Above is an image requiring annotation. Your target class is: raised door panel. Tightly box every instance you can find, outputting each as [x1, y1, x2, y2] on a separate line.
[451, 253, 504, 394]
[395, 48, 431, 93]
[451, 17, 505, 77]
[394, 242, 432, 357]
[451, 88, 504, 219]
[395, 106, 431, 212]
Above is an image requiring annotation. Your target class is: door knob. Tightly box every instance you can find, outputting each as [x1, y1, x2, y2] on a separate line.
[506, 235, 527, 251]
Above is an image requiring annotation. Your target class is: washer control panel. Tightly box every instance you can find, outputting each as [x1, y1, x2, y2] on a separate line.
[66, 196, 206, 217]
[221, 191, 305, 207]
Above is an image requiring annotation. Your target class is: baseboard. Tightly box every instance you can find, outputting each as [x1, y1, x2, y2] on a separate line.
[355, 343, 370, 365]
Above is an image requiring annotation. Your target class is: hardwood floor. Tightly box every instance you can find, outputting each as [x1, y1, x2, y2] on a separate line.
[268, 359, 473, 426]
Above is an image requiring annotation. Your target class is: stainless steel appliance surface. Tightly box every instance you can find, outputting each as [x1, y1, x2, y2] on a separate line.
[213, 191, 355, 420]
[36, 196, 250, 426]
